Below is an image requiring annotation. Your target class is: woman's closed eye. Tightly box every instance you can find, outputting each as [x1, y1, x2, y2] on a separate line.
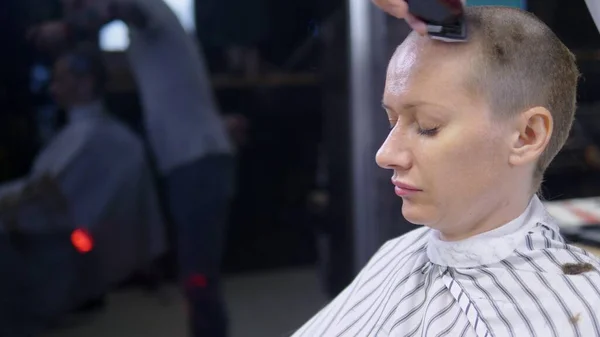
[388, 120, 440, 137]
[417, 126, 439, 137]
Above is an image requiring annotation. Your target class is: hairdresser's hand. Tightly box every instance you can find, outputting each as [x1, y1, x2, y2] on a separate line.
[371, 0, 427, 34]
[372, 0, 466, 35]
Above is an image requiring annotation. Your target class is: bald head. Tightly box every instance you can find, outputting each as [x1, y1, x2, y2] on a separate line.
[388, 6, 578, 185]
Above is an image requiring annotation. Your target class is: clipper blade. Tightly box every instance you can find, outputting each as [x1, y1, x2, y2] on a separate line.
[408, 0, 468, 42]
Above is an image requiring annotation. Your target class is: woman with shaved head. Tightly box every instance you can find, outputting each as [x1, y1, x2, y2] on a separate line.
[293, 5, 600, 337]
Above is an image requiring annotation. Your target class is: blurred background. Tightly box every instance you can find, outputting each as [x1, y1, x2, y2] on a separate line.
[1, 0, 600, 336]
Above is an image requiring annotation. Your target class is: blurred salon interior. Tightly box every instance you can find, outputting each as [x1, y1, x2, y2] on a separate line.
[1, 0, 600, 336]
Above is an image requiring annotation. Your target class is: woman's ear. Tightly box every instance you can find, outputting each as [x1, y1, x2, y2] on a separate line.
[508, 106, 553, 167]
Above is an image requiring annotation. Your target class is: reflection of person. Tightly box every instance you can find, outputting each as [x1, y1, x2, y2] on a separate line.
[29, 1, 233, 336]
[0, 43, 166, 293]
[294, 6, 600, 336]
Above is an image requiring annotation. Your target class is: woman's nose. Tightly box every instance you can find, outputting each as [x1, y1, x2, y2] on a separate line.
[376, 133, 413, 170]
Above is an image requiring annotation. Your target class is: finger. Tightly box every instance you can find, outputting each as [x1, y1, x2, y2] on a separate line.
[388, 1, 410, 19]
[405, 13, 428, 35]
[373, 0, 409, 19]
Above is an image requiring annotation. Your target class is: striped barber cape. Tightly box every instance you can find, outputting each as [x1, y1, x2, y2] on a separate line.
[292, 196, 600, 337]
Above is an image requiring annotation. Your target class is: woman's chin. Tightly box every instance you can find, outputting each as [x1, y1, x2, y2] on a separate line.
[402, 214, 427, 225]
[401, 202, 432, 226]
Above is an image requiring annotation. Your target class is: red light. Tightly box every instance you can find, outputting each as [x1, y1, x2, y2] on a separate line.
[71, 228, 93, 253]
[186, 274, 208, 289]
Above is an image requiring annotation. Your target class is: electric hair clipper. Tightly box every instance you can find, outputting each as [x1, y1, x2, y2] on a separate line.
[407, 0, 467, 42]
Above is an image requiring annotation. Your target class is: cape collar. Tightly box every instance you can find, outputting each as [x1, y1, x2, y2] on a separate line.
[426, 196, 556, 268]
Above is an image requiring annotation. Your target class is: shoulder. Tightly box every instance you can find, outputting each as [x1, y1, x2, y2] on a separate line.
[360, 227, 431, 277]
[86, 117, 146, 160]
[510, 222, 600, 275]
[468, 223, 600, 335]
[94, 116, 142, 142]
[291, 228, 431, 337]
[379, 226, 431, 255]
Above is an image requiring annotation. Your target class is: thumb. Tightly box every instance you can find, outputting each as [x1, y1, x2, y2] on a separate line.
[406, 13, 428, 35]
[373, 0, 410, 19]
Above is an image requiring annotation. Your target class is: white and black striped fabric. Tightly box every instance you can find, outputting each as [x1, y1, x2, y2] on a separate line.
[292, 196, 600, 336]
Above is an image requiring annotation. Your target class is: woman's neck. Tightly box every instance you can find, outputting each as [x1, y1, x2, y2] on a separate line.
[439, 192, 533, 242]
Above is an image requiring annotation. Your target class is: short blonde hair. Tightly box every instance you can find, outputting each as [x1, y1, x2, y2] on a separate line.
[464, 6, 579, 189]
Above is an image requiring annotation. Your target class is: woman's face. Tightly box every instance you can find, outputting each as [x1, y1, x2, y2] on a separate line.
[377, 39, 516, 239]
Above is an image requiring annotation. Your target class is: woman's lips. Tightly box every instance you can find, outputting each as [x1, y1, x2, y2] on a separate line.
[392, 180, 422, 197]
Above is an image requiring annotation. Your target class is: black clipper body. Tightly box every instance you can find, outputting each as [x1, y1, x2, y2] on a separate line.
[407, 0, 467, 42]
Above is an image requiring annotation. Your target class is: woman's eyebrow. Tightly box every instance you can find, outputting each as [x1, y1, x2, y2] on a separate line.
[381, 101, 425, 111]
[382, 100, 449, 112]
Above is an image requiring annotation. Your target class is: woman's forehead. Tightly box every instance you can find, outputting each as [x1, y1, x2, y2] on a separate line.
[384, 42, 478, 111]
[384, 69, 472, 112]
